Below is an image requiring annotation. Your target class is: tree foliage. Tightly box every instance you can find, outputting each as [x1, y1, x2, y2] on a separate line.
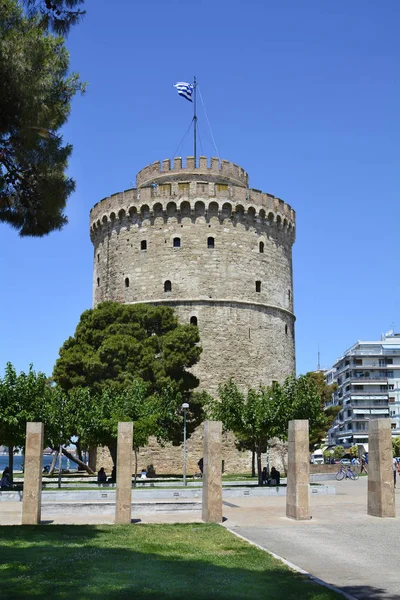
[0, 0, 84, 236]
[23, 0, 85, 35]
[392, 436, 400, 458]
[0, 362, 49, 480]
[53, 302, 202, 398]
[305, 371, 339, 448]
[206, 375, 323, 484]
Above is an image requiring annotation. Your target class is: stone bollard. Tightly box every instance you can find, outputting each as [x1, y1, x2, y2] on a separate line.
[115, 422, 134, 524]
[202, 420, 223, 523]
[368, 419, 395, 518]
[286, 419, 310, 520]
[22, 422, 44, 525]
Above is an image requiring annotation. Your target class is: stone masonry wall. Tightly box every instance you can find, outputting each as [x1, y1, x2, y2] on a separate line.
[89, 157, 296, 474]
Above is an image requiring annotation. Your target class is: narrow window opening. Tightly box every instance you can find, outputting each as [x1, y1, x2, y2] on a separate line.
[97, 253, 100, 263]
[285, 324, 288, 335]
[125, 278, 129, 288]
[190, 316, 198, 326]
[288, 289, 291, 301]
[97, 277, 100, 287]
[207, 236, 215, 248]
[173, 237, 181, 248]
[255, 280, 261, 293]
[164, 280, 172, 292]
[259, 241, 264, 253]
[141, 240, 147, 251]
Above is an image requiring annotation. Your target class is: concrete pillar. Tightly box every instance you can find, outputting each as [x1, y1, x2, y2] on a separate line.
[22, 422, 44, 525]
[286, 419, 310, 520]
[202, 420, 222, 523]
[115, 422, 133, 524]
[368, 419, 395, 518]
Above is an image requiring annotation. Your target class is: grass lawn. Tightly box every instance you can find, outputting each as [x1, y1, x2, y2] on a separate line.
[0, 524, 341, 599]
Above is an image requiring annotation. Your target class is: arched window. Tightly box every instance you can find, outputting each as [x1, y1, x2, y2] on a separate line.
[125, 278, 129, 288]
[285, 324, 288, 335]
[255, 281, 261, 293]
[141, 240, 147, 251]
[207, 236, 215, 248]
[164, 280, 172, 292]
[259, 241, 264, 253]
[190, 316, 198, 326]
[173, 237, 181, 248]
[97, 277, 100, 287]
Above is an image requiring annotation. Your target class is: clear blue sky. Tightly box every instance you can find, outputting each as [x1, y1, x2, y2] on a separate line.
[2, 0, 399, 378]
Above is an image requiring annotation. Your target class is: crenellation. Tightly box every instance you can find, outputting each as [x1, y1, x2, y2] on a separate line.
[90, 156, 296, 436]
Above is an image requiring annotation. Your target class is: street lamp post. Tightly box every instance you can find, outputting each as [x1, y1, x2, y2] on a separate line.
[182, 402, 189, 486]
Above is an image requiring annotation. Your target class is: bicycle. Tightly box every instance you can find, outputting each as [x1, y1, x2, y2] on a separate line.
[335, 466, 359, 481]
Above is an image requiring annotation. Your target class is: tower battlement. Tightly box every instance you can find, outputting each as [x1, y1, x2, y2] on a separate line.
[136, 156, 249, 188]
[90, 156, 296, 398]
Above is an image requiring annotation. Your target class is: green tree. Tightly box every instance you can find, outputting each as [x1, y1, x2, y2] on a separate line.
[23, 0, 85, 35]
[333, 445, 345, 459]
[392, 436, 400, 458]
[206, 375, 323, 485]
[53, 302, 202, 398]
[0, 0, 84, 236]
[305, 371, 339, 448]
[0, 362, 48, 481]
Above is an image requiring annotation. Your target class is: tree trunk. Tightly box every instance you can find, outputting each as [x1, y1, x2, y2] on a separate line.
[49, 451, 59, 475]
[74, 439, 83, 462]
[61, 448, 95, 475]
[108, 443, 117, 467]
[251, 448, 256, 477]
[8, 445, 14, 484]
[133, 448, 138, 487]
[257, 450, 263, 486]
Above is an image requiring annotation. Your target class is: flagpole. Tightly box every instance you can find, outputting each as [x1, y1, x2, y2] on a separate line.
[193, 76, 197, 165]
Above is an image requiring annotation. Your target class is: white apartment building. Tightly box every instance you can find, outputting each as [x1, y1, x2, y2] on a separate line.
[326, 333, 400, 447]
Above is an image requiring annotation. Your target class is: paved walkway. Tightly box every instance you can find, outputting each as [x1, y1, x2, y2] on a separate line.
[1, 478, 399, 599]
[223, 478, 400, 600]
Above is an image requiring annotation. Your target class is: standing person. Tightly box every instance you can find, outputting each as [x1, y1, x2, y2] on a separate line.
[393, 458, 397, 488]
[197, 458, 203, 475]
[360, 456, 367, 474]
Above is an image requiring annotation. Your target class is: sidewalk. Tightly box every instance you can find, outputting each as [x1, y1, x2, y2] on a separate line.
[223, 478, 400, 600]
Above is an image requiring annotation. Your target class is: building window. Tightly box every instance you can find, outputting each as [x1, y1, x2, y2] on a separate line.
[97, 253, 100, 263]
[387, 371, 394, 378]
[259, 241, 264, 253]
[207, 237, 215, 248]
[216, 183, 228, 192]
[164, 280, 171, 293]
[158, 183, 171, 197]
[387, 358, 393, 365]
[190, 316, 198, 326]
[380, 385, 388, 391]
[125, 278, 129, 288]
[141, 240, 147, 251]
[173, 237, 181, 248]
[355, 359, 362, 366]
[97, 277, 100, 287]
[178, 182, 190, 194]
[255, 281, 261, 293]
[288, 289, 291, 301]
[285, 324, 288, 335]
[389, 384, 395, 390]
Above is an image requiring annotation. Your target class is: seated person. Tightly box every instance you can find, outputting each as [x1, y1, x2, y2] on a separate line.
[1, 467, 11, 489]
[269, 466, 280, 485]
[97, 467, 107, 483]
[108, 465, 116, 483]
[140, 468, 147, 480]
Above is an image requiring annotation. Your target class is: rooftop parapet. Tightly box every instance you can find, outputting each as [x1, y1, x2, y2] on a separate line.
[136, 157, 249, 188]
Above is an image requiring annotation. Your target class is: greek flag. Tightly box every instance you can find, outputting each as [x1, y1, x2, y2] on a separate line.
[173, 82, 193, 102]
